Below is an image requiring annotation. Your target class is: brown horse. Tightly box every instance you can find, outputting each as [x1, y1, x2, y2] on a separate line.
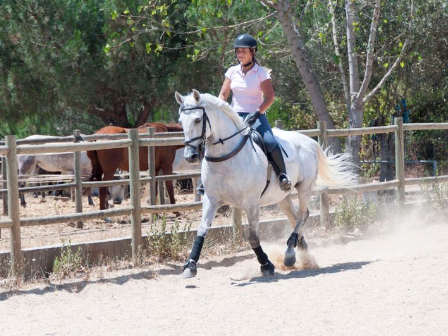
[87, 122, 184, 210]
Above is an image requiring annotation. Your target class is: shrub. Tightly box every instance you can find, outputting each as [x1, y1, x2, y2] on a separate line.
[421, 182, 448, 220]
[333, 195, 378, 232]
[53, 240, 83, 278]
[146, 216, 192, 261]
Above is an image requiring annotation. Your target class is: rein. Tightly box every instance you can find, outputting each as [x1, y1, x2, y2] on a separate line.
[205, 134, 249, 162]
[180, 104, 249, 163]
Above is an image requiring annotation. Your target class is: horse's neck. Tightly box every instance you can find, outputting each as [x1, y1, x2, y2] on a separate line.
[206, 108, 244, 156]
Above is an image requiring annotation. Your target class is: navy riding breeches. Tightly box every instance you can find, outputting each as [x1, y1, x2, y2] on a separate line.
[238, 112, 277, 153]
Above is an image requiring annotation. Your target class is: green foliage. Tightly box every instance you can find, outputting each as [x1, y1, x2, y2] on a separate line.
[146, 215, 192, 261]
[334, 195, 378, 232]
[404, 90, 448, 174]
[267, 98, 316, 130]
[53, 240, 83, 278]
[421, 183, 448, 220]
[0, 0, 447, 139]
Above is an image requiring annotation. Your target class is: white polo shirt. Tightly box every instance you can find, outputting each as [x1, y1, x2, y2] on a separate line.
[225, 63, 271, 113]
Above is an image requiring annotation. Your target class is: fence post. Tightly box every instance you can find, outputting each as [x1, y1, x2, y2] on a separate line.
[73, 130, 83, 229]
[317, 120, 328, 149]
[317, 121, 330, 227]
[5, 135, 23, 277]
[275, 120, 284, 129]
[2, 157, 7, 216]
[128, 129, 142, 260]
[394, 117, 405, 208]
[147, 127, 156, 206]
[232, 207, 243, 242]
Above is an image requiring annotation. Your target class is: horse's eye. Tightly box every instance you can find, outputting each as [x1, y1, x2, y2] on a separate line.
[194, 117, 201, 124]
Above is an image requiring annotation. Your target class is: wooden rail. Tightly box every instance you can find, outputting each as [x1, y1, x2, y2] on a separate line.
[1, 118, 448, 276]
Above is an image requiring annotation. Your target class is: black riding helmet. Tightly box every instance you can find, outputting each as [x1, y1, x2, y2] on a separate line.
[234, 34, 257, 51]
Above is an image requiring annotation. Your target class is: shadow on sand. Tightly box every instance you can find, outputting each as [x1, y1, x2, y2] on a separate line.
[232, 260, 373, 287]
[0, 253, 255, 300]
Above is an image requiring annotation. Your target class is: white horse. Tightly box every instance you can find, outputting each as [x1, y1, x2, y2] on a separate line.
[175, 89, 357, 278]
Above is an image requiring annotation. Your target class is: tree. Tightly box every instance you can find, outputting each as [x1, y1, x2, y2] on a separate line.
[259, 0, 342, 151]
[335, 0, 414, 163]
[0, 0, 203, 133]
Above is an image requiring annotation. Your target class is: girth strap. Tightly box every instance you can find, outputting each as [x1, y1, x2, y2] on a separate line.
[205, 134, 249, 162]
[260, 164, 272, 197]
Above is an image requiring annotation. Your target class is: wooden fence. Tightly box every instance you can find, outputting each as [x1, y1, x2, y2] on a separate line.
[2, 117, 448, 276]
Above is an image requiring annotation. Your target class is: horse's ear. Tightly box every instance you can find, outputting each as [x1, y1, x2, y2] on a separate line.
[175, 91, 184, 105]
[192, 89, 201, 103]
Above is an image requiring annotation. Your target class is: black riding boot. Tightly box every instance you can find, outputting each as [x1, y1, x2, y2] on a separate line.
[268, 144, 291, 191]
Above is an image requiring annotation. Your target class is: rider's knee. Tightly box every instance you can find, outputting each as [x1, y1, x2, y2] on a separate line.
[264, 139, 277, 153]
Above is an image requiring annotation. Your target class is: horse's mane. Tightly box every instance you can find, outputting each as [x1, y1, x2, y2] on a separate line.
[182, 92, 246, 130]
[200, 93, 246, 129]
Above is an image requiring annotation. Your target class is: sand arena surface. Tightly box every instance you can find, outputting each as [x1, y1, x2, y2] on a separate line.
[1, 214, 448, 335]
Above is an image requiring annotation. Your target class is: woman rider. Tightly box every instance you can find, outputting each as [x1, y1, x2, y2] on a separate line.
[196, 33, 291, 195]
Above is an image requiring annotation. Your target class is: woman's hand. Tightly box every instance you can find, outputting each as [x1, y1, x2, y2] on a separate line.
[244, 110, 261, 126]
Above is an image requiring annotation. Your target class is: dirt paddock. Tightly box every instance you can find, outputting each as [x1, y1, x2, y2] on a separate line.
[0, 190, 291, 250]
[1, 203, 447, 335]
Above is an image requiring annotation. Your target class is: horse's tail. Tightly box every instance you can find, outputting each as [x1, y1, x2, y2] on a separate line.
[315, 143, 358, 188]
[86, 150, 102, 181]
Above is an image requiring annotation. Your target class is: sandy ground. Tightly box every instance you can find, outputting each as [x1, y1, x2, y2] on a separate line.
[1, 212, 448, 336]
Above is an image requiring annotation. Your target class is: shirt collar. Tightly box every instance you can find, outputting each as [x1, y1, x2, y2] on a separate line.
[238, 63, 259, 75]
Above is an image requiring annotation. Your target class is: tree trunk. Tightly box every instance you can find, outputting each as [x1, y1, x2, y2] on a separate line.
[346, 103, 363, 164]
[113, 101, 131, 127]
[134, 99, 156, 127]
[272, 0, 341, 153]
[90, 101, 130, 127]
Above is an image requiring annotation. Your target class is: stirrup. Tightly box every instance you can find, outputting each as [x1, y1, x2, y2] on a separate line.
[196, 183, 205, 195]
[279, 173, 291, 191]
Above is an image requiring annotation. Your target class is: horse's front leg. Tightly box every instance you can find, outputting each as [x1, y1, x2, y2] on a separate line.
[280, 192, 311, 267]
[181, 195, 219, 278]
[245, 205, 275, 277]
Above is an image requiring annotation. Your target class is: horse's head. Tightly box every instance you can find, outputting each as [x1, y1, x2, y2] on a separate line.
[175, 89, 208, 163]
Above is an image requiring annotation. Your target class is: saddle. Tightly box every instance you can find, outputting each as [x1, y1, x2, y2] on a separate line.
[249, 130, 288, 160]
[249, 129, 294, 196]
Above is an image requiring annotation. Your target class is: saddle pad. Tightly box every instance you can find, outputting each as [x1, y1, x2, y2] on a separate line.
[253, 128, 297, 166]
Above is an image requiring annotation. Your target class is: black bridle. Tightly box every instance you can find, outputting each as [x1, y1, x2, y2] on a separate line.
[180, 106, 210, 158]
[180, 105, 249, 162]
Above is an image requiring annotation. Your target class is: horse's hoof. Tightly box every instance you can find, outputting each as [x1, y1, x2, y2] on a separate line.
[283, 248, 296, 267]
[260, 260, 275, 277]
[181, 259, 197, 279]
[298, 237, 308, 251]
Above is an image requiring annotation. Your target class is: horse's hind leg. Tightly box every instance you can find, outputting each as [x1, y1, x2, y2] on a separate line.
[279, 192, 311, 267]
[245, 204, 275, 276]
